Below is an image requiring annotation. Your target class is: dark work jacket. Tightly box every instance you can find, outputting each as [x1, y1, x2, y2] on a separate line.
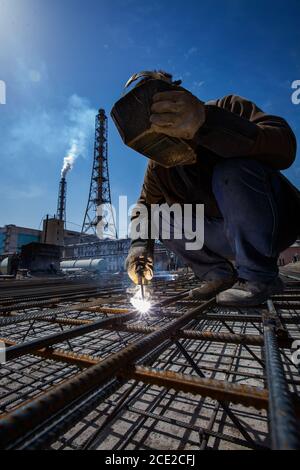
[131, 94, 299, 254]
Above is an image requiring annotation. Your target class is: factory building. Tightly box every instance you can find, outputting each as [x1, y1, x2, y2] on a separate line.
[64, 238, 133, 273]
[2, 223, 300, 274]
[0, 225, 41, 256]
[42, 217, 65, 246]
[0, 223, 82, 257]
[64, 238, 180, 273]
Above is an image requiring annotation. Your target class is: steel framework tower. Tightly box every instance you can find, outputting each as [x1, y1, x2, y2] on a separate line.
[57, 177, 67, 229]
[81, 109, 116, 238]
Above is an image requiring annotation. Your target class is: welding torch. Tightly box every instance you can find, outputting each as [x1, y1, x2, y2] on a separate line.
[136, 263, 146, 301]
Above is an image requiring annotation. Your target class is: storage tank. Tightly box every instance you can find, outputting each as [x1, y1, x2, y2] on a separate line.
[0, 255, 20, 276]
[0, 257, 10, 275]
[60, 258, 107, 273]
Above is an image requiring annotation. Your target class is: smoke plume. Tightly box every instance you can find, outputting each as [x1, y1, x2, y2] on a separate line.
[61, 141, 77, 178]
[60, 95, 97, 179]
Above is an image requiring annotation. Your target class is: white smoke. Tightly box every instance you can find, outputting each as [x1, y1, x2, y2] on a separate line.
[61, 95, 97, 178]
[61, 155, 74, 178]
[61, 141, 78, 178]
[2, 93, 97, 183]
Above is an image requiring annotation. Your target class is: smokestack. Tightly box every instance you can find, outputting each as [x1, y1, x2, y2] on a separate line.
[57, 176, 67, 228]
[57, 140, 80, 228]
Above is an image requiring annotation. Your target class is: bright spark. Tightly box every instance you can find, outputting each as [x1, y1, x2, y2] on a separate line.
[130, 289, 152, 315]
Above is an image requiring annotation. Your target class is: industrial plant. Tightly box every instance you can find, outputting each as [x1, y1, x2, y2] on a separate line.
[0, 108, 176, 279]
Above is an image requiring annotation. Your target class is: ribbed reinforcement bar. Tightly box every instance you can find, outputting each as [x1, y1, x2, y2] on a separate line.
[264, 301, 300, 450]
[0, 298, 214, 449]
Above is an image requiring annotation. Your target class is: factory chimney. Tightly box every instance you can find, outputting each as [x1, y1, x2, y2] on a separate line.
[57, 176, 67, 228]
[57, 148, 76, 228]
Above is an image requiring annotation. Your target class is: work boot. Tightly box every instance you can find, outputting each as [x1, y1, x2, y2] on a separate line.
[189, 277, 237, 301]
[217, 277, 284, 308]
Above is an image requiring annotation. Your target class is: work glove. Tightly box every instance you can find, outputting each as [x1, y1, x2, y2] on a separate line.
[125, 246, 154, 285]
[150, 90, 206, 140]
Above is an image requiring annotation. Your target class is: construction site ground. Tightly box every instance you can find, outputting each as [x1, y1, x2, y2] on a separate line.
[0, 269, 299, 450]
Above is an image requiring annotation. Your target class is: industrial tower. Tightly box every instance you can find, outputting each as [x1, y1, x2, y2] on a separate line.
[57, 176, 67, 229]
[81, 109, 117, 239]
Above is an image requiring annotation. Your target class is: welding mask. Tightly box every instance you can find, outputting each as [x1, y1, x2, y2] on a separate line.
[111, 71, 198, 168]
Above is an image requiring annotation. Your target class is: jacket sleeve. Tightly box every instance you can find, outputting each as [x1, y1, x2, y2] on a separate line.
[197, 94, 297, 170]
[129, 162, 163, 255]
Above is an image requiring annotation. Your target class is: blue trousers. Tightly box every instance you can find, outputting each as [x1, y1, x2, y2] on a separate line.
[161, 158, 298, 282]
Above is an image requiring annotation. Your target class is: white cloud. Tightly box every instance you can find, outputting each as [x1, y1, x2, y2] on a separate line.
[4, 94, 97, 168]
[185, 47, 198, 59]
[15, 58, 48, 87]
[60, 95, 97, 177]
[193, 80, 205, 88]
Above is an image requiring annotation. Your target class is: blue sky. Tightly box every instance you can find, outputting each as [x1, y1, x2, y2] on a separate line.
[0, 0, 299, 235]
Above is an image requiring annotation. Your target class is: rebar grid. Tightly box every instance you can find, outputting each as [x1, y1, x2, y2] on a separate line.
[0, 274, 299, 450]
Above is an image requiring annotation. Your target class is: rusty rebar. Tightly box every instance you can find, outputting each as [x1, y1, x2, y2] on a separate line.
[264, 302, 300, 450]
[118, 366, 269, 410]
[0, 298, 214, 449]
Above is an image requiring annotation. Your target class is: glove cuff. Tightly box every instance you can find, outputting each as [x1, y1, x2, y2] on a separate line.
[125, 246, 153, 270]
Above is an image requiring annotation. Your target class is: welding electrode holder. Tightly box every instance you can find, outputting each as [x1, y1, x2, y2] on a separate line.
[111, 77, 198, 168]
[136, 263, 146, 284]
[136, 263, 146, 300]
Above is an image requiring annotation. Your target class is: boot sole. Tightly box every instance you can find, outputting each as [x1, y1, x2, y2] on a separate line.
[189, 281, 237, 301]
[216, 284, 285, 308]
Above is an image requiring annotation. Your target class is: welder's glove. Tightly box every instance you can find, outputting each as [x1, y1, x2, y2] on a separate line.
[126, 246, 154, 285]
[150, 90, 206, 140]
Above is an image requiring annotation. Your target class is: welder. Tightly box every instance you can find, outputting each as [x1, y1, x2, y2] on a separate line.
[112, 71, 300, 307]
